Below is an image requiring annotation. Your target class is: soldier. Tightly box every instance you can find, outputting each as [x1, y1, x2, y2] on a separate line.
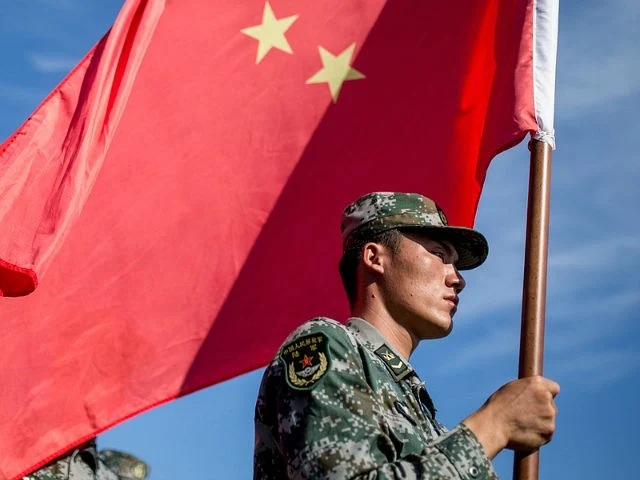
[22, 438, 149, 480]
[254, 192, 559, 479]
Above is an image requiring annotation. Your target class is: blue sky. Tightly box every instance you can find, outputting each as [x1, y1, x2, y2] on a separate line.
[1, 0, 638, 479]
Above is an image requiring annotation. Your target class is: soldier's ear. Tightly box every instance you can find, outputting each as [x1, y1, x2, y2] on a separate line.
[362, 242, 387, 275]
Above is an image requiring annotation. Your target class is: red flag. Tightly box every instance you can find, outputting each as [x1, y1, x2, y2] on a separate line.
[0, 0, 557, 478]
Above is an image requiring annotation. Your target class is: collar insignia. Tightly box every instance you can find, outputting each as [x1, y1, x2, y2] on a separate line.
[374, 345, 411, 381]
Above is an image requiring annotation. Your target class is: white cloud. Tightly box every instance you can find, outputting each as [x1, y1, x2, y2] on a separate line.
[552, 348, 640, 390]
[556, 0, 640, 115]
[458, 258, 524, 320]
[549, 236, 640, 270]
[0, 82, 46, 105]
[433, 326, 521, 373]
[555, 288, 640, 320]
[431, 287, 639, 386]
[34, 0, 76, 10]
[546, 294, 639, 356]
[28, 52, 78, 74]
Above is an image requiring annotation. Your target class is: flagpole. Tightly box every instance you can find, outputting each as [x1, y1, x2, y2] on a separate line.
[512, 138, 553, 480]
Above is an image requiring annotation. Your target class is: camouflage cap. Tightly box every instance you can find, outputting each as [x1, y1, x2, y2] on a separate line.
[341, 192, 488, 270]
[98, 450, 149, 480]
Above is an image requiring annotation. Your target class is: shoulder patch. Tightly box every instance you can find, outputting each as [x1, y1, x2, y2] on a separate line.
[280, 332, 330, 390]
[374, 344, 412, 381]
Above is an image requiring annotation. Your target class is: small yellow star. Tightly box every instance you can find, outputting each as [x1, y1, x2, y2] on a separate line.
[306, 43, 365, 103]
[241, 1, 299, 64]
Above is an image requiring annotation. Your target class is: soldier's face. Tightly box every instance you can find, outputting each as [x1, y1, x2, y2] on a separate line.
[380, 232, 465, 340]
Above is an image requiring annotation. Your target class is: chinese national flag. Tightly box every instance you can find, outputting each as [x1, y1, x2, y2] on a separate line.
[0, 0, 557, 478]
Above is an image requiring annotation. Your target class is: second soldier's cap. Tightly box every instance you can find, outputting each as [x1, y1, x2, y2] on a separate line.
[340, 192, 488, 270]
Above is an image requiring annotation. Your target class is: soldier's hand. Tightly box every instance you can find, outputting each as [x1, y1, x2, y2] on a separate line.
[463, 376, 559, 459]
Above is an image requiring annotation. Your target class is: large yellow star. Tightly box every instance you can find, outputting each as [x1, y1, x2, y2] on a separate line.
[241, 2, 299, 64]
[306, 43, 365, 103]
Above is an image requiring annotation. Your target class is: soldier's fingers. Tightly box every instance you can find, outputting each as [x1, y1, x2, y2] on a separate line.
[536, 377, 560, 397]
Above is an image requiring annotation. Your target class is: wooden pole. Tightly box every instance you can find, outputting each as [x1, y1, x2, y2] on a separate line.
[513, 138, 553, 480]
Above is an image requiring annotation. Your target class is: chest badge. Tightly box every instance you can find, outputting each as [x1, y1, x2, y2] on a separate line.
[280, 332, 330, 390]
[375, 345, 411, 381]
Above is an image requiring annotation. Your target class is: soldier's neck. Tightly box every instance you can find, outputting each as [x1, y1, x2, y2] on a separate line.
[351, 303, 416, 360]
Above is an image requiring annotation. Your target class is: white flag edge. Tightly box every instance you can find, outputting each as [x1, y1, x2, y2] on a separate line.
[532, 0, 559, 149]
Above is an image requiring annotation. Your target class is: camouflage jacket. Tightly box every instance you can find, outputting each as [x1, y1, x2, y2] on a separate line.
[22, 440, 148, 480]
[254, 317, 498, 479]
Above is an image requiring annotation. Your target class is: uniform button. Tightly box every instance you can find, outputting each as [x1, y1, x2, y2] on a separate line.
[394, 401, 417, 426]
[394, 400, 409, 416]
[468, 465, 479, 477]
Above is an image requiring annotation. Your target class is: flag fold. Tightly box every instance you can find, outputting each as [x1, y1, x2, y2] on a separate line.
[0, 0, 165, 297]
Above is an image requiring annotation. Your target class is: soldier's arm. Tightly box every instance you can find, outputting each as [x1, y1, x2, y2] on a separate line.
[255, 321, 497, 479]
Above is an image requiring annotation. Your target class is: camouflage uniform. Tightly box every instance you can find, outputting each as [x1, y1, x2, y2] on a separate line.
[254, 317, 498, 479]
[255, 192, 495, 478]
[22, 440, 149, 480]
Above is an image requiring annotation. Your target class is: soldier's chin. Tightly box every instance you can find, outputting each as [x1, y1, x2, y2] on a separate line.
[438, 323, 454, 338]
[420, 322, 453, 340]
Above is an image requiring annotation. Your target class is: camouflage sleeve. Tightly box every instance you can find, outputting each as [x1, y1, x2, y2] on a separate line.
[255, 320, 498, 479]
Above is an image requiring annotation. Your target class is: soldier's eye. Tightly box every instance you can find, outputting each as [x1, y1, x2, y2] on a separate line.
[431, 251, 446, 261]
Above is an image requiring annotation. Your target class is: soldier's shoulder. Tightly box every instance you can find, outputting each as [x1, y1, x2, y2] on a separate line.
[275, 317, 359, 358]
[281, 317, 350, 345]
[23, 470, 65, 480]
[269, 318, 359, 392]
[23, 452, 77, 480]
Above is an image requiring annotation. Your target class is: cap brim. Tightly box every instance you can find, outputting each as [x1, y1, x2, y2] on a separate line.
[405, 226, 488, 270]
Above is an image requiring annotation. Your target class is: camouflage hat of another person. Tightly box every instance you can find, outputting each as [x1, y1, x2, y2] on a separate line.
[98, 450, 149, 480]
[341, 192, 488, 270]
